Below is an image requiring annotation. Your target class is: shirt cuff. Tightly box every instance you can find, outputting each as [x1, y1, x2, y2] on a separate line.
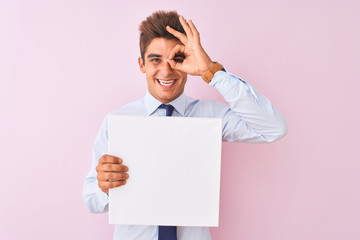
[97, 187, 110, 211]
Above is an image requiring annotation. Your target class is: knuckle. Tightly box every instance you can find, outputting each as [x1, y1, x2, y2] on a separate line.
[97, 172, 104, 180]
[96, 164, 104, 172]
[108, 164, 115, 171]
[99, 155, 106, 164]
[98, 182, 109, 193]
[111, 172, 118, 180]
[104, 172, 111, 180]
[98, 181, 104, 189]
[114, 164, 121, 172]
[109, 181, 117, 188]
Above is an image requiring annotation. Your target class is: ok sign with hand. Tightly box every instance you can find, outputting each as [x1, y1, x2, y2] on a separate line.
[166, 16, 215, 76]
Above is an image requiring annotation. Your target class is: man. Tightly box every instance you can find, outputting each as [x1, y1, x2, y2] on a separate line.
[83, 10, 287, 240]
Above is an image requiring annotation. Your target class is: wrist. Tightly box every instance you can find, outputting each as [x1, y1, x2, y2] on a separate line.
[201, 61, 215, 75]
[202, 62, 224, 84]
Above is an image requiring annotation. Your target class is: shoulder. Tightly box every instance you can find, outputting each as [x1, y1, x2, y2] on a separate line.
[109, 97, 146, 116]
[184, 96, 229, 117]
[189, 96, 228, 109]
[198, 98, 228, 107]
[94, 97, 146, 138]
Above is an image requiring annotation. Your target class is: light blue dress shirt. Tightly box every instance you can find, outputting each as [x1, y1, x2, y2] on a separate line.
[83, 71, 287, 240]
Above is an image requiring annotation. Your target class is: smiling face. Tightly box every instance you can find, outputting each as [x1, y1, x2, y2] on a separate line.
[138, 38, 187, 104]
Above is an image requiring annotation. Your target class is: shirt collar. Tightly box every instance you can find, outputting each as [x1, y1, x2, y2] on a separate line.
[144, 91, 186, 116]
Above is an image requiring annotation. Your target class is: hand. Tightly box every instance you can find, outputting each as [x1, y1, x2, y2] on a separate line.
[166, 16, 215, 76]
[96, 154, 129, 194]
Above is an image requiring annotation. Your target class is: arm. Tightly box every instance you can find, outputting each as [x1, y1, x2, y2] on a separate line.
[167, 16, 287, 142]
[83, 117, 129, 213]
[210, 71, 287, 142]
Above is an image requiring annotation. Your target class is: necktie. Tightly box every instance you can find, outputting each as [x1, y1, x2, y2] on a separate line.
[158, 103, 177, 240]
[159, 103, 175, 117]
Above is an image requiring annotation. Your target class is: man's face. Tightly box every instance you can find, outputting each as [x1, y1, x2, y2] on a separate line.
[138, 38, 187, 104]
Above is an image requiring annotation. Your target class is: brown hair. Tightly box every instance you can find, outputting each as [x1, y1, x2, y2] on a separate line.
[139, 10, 185, 60]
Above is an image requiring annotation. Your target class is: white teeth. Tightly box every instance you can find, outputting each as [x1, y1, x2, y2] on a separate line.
[158, 79, 175, 86]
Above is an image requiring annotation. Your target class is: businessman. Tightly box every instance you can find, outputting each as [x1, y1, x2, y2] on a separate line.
[83, 10, 287, 240]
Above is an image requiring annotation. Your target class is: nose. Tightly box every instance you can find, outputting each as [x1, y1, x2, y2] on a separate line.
[160, 61, 174, 75]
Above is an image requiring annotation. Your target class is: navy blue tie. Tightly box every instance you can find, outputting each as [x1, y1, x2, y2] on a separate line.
[159, 104, 175, 117]
[158, 103, 177, 240]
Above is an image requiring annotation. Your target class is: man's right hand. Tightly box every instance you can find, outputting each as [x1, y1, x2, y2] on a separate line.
[96, 154, 129, 194]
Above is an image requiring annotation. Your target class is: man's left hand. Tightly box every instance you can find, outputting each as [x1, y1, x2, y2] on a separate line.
[166, 16, 214, 76]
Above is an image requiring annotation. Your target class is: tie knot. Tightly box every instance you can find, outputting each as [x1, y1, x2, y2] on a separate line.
[159, 104, 174, 116]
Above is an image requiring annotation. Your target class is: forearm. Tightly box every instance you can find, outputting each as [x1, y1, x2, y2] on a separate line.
[83, 118, 110, 213]
[83, 174, 109, 213]
[210, 70, 287, 142]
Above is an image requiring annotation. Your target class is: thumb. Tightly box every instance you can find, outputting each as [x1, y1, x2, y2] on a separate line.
[167, 59, 182, 71]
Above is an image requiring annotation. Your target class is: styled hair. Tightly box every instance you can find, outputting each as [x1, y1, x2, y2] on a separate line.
[139, 10, 185, 60]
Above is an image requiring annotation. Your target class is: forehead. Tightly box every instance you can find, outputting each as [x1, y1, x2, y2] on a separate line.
[145, 38, 181, 57]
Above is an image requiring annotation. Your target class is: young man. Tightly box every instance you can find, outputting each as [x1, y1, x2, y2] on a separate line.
[83, 10, 287, 240]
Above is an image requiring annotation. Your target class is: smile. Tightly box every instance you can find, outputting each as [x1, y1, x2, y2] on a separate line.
[157, 79, 176, 87]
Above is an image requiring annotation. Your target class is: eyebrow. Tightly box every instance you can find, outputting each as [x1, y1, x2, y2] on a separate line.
[146, 53, 186, 59]
[147, 54, 162, 58]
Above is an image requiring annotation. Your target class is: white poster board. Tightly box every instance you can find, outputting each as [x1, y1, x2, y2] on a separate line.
[108, 115, 222, 227]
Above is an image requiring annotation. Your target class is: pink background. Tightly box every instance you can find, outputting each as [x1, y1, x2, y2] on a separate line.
[1, 0, 359, 239]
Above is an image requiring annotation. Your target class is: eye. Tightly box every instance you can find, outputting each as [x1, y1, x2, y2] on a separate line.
[174, 58, 184, 63]
[150, 58, 160, 63]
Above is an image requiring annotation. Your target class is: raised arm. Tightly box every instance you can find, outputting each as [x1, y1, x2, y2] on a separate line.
[167, 16, 287, 142]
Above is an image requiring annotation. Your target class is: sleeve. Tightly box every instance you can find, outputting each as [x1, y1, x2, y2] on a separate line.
[82, 116, 110, 213]
[209, 70, 288, 143]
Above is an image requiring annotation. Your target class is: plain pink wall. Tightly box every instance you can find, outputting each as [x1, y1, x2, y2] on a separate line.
[1, 0, 359, 239]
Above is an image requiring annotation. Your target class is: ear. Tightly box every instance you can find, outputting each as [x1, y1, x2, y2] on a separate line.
[138, 57, 146, 73]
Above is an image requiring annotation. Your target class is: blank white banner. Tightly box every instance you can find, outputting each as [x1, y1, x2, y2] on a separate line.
[108, 115, 222, 227]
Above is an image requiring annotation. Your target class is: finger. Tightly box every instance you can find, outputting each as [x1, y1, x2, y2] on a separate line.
[98, 172, 129, 181]
[96, 163, 129, 173]
[179, 15, 193, 38]
[107, 180, 126, 188]
[167, 58, 182, 71]
[188, 20, 200, 41]
[168, 45, 185, 71]
[98, 180, 127, 193]
[99, 154, 123, 164]
[166, 26, 188, 45]
[168, 44, 185, 60]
